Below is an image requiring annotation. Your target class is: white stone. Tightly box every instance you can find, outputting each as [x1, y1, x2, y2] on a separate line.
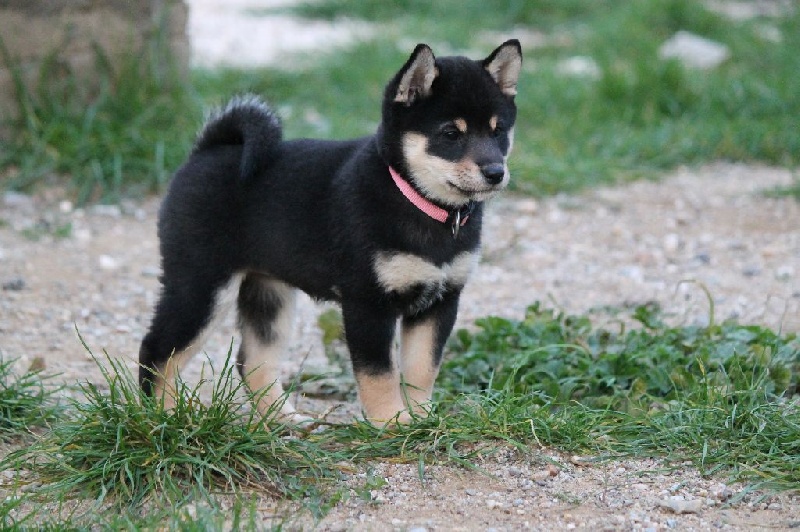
[657, 496, 703, 514]
[98, 254, 119, 270]
[663, 233, 681, 253]
[658, 31, 730, 69]
[557, 56, 601, 79]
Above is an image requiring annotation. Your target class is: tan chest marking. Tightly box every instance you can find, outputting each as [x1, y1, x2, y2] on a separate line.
[373, 251, 479, 294]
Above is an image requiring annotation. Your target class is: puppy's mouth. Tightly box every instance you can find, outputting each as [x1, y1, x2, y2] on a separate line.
[447, 181, 499, 197]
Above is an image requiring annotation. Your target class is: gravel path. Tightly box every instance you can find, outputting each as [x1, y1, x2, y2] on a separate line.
[2, 162, 799, 530]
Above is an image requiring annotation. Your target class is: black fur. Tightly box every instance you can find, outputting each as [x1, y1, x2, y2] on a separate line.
[139, 41, 522, 419]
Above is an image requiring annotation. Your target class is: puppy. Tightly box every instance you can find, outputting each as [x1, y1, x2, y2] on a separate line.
[139, 40, 522, 424]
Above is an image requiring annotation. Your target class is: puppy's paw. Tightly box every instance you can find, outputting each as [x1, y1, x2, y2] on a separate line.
[365, 408, 414, 427]
[406, 400, 433, 418]
[283, 411, 318, 430]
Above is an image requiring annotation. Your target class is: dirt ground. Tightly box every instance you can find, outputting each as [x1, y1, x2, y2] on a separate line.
[2, 162, 800, 530]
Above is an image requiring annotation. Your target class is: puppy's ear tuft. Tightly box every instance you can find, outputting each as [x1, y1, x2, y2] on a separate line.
[483, 39, 522, 97]
[394, 44, 438, 106]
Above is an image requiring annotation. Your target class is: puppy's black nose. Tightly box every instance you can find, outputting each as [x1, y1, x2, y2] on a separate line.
[481, 163, 505, 185]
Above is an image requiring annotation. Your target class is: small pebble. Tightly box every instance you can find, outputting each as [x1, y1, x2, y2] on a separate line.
[99, 255, 119, 270]
[141, 266, 161, 278]
[507, 466, 523, 477]
[658, 497, 703, 514]
[570, 455, 592, 466]
[3, 191, 33, 208]
[663, 233, 681, 253]
[2, 278, 25, 291]
[91, 204, 122, 218]
[28, 357, 46, 373]
[776, 265, 794, 280]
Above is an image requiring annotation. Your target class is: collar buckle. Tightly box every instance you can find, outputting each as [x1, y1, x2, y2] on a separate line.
[449, 201, 475, 239]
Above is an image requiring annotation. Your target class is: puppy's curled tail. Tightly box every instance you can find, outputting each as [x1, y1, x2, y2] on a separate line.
[194, 94, 282, 183]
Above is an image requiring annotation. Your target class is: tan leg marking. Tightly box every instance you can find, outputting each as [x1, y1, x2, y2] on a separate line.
[153, 348, 197, 410]
[400, 318, 439, 415]
[239, 286, 309, 423]
[153, 274, 243, 409]
[355, 371, 410, 424]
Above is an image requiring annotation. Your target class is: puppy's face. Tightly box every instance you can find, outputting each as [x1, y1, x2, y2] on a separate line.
[402, 114, 515, 206]
[384, 41, 522, 207]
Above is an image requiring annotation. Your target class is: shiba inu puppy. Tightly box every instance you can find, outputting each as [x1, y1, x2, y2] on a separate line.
[139, 40, 522, 424]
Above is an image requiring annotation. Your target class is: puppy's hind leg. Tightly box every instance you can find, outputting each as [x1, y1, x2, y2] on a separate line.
[236, 274, 307, 422]
[139, 273, 243, 407]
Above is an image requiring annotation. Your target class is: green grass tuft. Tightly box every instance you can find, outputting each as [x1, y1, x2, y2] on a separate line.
[0, 356, 60, 439]
[445, 302, 800, 410]
[440, 302, 800, 488]
[1, 340, 340, 525]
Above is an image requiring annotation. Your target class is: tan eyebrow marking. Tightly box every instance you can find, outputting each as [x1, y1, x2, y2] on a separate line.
[454, 118, 467, 133]
[490, 115, 498, 130]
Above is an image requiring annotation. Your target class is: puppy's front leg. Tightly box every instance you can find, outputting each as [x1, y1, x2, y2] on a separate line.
[342, 301, 407, 424]
[400, 292, 460, 415]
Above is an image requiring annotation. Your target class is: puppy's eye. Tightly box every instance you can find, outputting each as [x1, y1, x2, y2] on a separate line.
[441, 127, 461, 141]
[493, 124, 506, 137]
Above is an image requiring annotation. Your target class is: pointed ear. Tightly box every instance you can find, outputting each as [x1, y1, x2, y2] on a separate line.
[394, 44, 438, 105]
[483, 39, 522, 97]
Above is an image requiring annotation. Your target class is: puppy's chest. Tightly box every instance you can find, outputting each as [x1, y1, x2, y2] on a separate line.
[372, 251, 479, 314]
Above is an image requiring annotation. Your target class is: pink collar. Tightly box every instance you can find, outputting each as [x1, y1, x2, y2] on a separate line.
[388, 166, 473, 236]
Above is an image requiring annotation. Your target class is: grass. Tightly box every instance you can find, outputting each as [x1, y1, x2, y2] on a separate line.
[0, 338, 338, 527]
[0, 36, 200, 204]
[1, 0, 798, 200]
[765, 175, 800, 201]
[442, 303, 800, 490]
[1, 303, 799, 527]
[0, 356, 59, 439]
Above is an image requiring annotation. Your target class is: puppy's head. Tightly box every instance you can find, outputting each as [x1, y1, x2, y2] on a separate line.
[381, 40, 522, 208]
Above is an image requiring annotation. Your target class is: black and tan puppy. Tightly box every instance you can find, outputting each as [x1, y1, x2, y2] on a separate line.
[139, 40, 522, 424]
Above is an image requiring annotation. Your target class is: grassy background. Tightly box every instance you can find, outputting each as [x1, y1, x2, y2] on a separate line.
[1, 0, 798, 201]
